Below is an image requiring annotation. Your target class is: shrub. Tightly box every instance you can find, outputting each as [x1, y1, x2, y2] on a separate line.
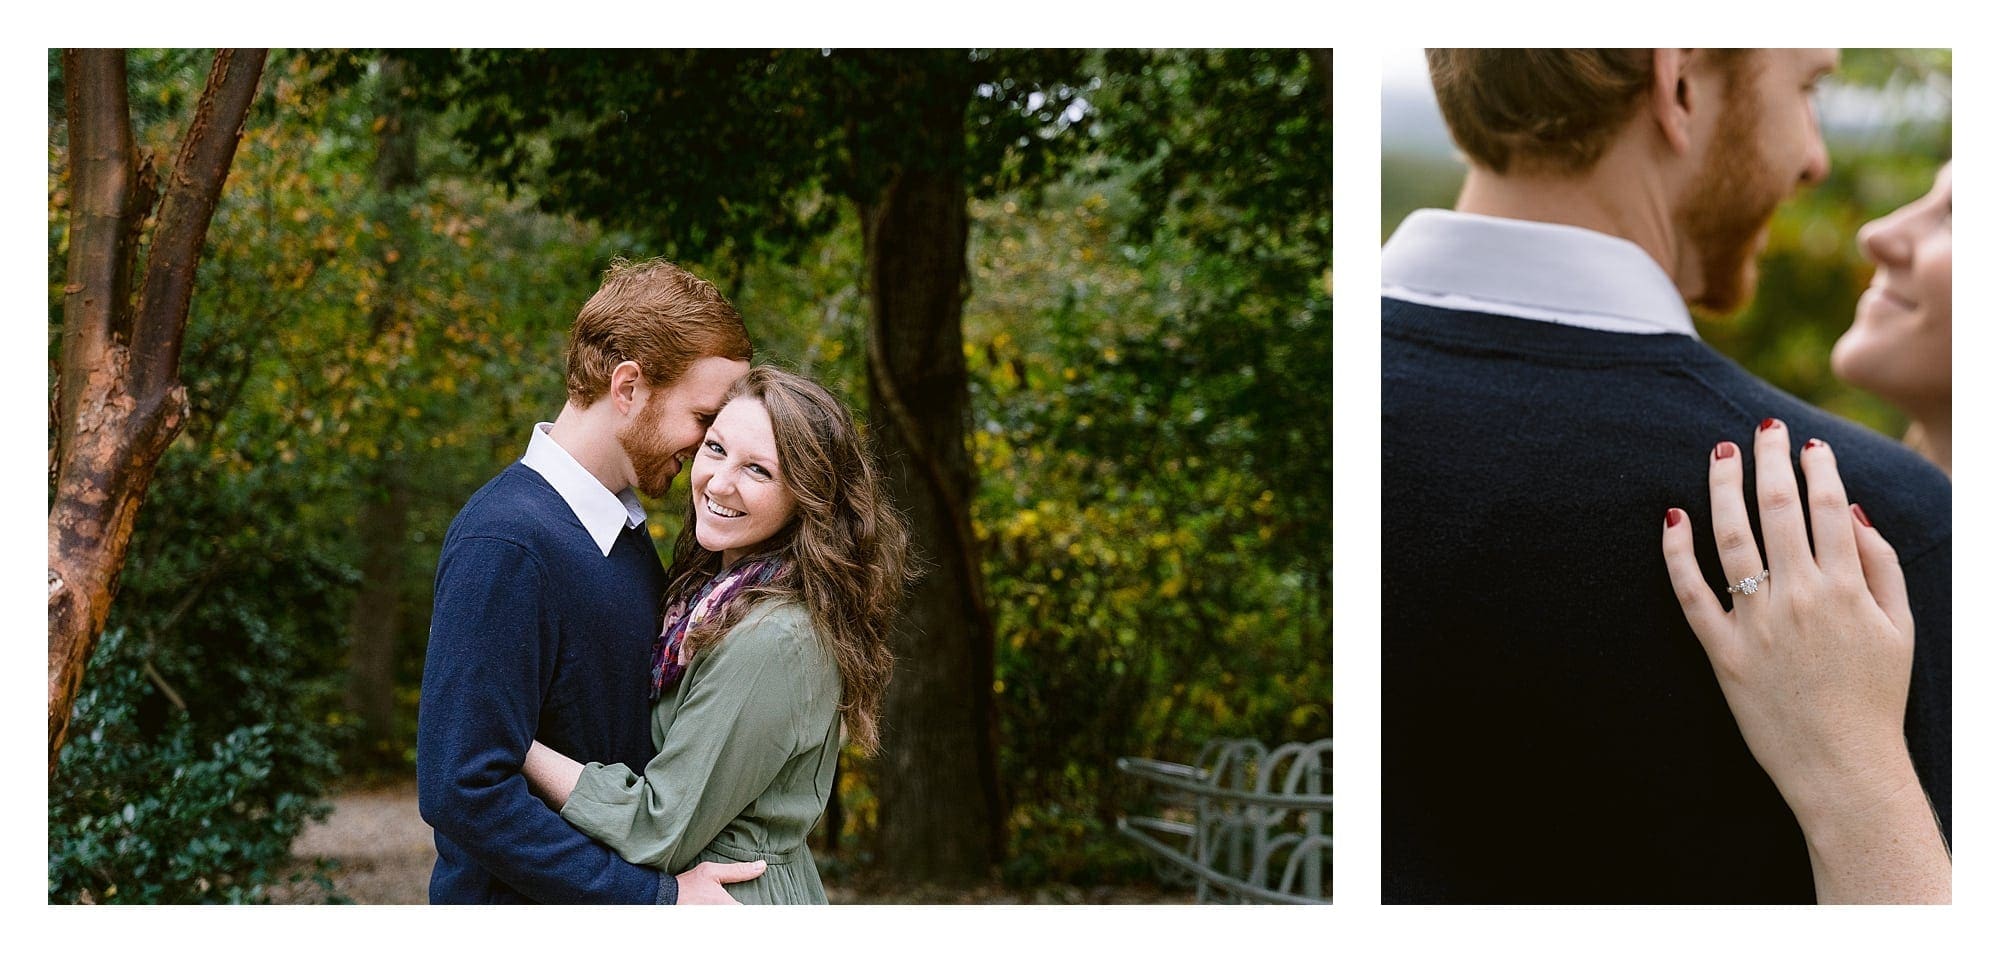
[48, 623, 343, 904]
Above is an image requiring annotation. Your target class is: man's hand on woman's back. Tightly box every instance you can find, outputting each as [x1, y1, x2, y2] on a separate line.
[674, 859, 766, 905]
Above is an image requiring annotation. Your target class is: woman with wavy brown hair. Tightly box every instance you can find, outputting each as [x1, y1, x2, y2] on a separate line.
[520, 366, 910, 904]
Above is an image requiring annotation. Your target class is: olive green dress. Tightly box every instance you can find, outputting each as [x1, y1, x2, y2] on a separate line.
[561, 600, 841, 903]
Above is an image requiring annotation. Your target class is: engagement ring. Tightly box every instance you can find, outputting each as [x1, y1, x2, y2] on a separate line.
[1725, 570, 1770, 596]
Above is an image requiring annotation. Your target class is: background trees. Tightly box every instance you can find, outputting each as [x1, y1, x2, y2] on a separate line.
[48, 48, 1331, 902]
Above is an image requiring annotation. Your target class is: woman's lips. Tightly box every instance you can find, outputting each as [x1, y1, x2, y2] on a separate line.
[1862, 284, 1918, 314]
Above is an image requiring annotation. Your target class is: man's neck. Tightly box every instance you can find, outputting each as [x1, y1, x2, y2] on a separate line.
[548, 403, 631, 495]
[1455, 162, 1684, 295]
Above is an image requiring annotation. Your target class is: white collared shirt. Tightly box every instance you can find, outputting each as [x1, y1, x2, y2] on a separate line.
[521, 422, 648, 557]
[1381, 209, 1698, 338]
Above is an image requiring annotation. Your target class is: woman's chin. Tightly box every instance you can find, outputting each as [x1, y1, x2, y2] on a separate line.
[692, 527, 726, 555]
[1831, 343, 1946, 417]
[1834, 305, 1900, 379]
[1828, 335, 1884, 393]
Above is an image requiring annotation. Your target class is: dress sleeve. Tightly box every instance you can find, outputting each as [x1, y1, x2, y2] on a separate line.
[559, 604, 824, 872]
[416, 535, 665, 903]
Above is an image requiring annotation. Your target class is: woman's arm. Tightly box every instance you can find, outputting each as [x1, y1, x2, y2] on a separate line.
[523, 741, 584, 811]
[553, 604, 834, 872]
[1662, 420, 1948, 903]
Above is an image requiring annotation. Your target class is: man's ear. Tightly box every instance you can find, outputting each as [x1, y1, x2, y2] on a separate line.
[1650, 48, 1694, 156]
[609, 360, 647, 416]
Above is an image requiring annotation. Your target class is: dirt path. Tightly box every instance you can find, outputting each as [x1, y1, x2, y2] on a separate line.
[276, 781, 1180, 904]
[274, 782, 436, 904]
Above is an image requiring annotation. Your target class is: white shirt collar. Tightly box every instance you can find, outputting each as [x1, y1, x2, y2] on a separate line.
[521, 422, 648, 557]
[1381, 209, 1698, 338]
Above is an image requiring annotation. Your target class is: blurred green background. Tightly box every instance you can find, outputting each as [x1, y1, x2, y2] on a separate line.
[1382, 48, 1951, 436]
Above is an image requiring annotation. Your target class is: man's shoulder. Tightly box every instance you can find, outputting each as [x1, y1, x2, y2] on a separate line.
[1787, 405, 1951, 556]
[1382, 297, 1701, 364]
[445, 465, 575, 551]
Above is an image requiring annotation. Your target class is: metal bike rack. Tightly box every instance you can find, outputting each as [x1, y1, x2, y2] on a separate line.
[1116, 737, 1331, 903]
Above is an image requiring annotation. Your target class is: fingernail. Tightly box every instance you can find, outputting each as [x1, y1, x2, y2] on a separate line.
[1759, 417, 1782, 432]
[1665, 508, 1683, 528]
[1714, 441, 1736, 460]
[1852, 503, 1872, 528]
[1805, 438, 1826, 450]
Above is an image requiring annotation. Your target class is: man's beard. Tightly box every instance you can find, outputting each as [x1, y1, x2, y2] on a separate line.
[617, 398, 680, 499]
[1677, 77, 1785, 314]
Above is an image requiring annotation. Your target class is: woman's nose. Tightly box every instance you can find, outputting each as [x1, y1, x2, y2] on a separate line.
[1859, 211, 1912, 268]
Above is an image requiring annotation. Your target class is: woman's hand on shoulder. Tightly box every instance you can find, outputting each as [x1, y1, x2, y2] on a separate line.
[1662, 419, 1947, 902]
[1661, 419, 1913, 820]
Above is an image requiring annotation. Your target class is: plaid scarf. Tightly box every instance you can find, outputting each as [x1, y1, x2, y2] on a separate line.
[649, 555, 787, 700]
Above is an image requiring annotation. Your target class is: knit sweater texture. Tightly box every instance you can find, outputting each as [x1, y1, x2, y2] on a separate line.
[1381, 298, 1951, 903]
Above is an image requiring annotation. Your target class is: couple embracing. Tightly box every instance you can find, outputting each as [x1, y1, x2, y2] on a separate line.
[417, 260, 907, 904]
[1383, 49, 1951, 903]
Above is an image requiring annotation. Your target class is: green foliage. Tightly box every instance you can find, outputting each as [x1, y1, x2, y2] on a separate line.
[1093, 49, 1331, 255]
[406, 49, 1097, 266]
[49, 49, 626, 898]
[180, 51, 624, 767]
[969, 50, 1331, 882]
[48, 626, 342, 904]
[49, 49, 345, 905]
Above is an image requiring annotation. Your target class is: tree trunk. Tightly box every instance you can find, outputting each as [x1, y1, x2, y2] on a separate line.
[344, 55, 420, 763]
[1307, 49, 1332, 121]
[859, 85, 1004, 884]
[346, 472, 411, 757]
[48, 48, 267, 779]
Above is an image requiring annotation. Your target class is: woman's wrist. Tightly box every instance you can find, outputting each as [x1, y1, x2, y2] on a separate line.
[1792, 755, 1950, 904]
[1783, 741, 1923, 839]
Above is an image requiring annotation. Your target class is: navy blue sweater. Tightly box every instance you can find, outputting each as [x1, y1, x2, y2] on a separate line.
[1381, 299, 1951, 903]
[418, 463, 672, 904]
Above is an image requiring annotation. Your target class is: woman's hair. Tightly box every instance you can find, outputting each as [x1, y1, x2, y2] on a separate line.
[664, 366, 912, 755]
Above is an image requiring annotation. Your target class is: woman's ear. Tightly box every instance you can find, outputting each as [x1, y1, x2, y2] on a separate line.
[1650, 48, 1695, 156]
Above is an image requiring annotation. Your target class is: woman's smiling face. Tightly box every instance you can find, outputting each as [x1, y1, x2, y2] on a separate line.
[690, 397, 798, 568]
[1832, 162, 1952, 415]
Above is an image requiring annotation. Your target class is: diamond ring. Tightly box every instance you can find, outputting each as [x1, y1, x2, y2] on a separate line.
[1725, 569, 1770, 596]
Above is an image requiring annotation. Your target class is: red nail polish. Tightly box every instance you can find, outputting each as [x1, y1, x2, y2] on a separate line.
[1805, 438, 1825, 450]
[1665, 508, 1683, 528]
[1714, 442, 1736, 460]
[1852, 503, 1872, 528]
[1760, 418, 1781, 432]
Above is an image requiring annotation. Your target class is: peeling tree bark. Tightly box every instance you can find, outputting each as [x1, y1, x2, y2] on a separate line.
[48, 48, 267, 779]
